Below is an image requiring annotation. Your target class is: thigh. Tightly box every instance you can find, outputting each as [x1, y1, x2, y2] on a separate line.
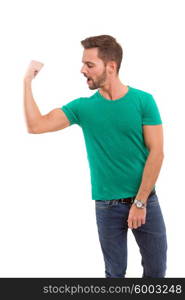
[95, 200, 130, 236]
[95, 200, 130, 277]
[132, 193, 167, 274]
[134, 193, 167, 235]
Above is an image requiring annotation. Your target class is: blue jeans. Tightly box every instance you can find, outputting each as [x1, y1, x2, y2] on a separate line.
[95, 192, 167, 278]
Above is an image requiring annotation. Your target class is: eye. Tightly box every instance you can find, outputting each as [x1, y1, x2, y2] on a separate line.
[88, 65, 93, 68]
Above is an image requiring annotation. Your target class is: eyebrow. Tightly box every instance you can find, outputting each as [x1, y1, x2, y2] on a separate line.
[82, 61, 95, 65]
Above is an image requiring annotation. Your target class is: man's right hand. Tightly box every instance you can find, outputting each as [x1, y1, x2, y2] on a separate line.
[24, 60, 44, 82]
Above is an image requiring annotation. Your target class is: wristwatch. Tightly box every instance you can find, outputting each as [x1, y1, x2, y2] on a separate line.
[133, 199, 146, 209]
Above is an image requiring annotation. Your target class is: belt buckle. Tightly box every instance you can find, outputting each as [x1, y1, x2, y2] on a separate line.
[130, 196, 135, 204]
[119, 198, 125, 203]
[119, 196, 135, 204]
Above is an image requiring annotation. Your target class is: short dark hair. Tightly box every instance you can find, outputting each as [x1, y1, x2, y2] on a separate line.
[81, 35, 123, 74]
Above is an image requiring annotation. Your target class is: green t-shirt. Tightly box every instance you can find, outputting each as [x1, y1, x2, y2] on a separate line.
[61, 86, 162, 200]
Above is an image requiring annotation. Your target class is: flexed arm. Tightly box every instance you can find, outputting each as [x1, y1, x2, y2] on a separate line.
[23, 60, 70, 134]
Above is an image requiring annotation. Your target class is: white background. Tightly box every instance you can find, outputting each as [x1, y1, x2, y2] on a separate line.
[0, 0, 184, 277]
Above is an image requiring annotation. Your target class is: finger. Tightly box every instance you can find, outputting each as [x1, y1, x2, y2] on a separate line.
[29, 61, 44, 74]
[137, 220, 142, 228]
[130, 219, 138, 229]
[141, 218, 146, 225]
[127, 219, 133, 229]
[133, 220, 139, 229]
[31, 60, 44, 69]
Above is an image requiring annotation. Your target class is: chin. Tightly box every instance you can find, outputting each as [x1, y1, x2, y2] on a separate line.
[88, 84, 97, 90]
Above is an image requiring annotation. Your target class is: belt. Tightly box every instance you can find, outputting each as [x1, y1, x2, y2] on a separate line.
[115, 189, 156, 204]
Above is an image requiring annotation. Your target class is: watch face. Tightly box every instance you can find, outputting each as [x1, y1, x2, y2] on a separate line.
[137, 202, 142, 208]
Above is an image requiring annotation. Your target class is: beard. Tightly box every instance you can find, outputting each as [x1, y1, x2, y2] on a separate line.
[88, 69, 107, 90]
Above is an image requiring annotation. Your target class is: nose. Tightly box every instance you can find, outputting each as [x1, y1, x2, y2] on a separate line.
[80, 64, 88, 76]
[80, 65, 85, 74]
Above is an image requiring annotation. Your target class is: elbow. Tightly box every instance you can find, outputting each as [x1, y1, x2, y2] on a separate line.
[27, 126, 37, 134]
[28, 130, 36, 134]
[27, 127, 44, 134]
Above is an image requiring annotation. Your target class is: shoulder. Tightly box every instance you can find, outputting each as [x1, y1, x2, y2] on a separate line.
[130, 86, 153, 98]
[80, 91, 98, 101]
[62, 92, 97, 109]
[73, 92, 98, 106]
[130, 86, 157, 110]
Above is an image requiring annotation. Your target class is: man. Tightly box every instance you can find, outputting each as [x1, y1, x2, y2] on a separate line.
[23, 35, 167, 278]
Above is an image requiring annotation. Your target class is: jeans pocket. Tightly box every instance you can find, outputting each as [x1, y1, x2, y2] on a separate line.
[147, 193, 159, 207]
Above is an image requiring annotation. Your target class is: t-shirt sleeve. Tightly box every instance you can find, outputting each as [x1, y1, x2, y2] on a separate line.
[141, 93, 162, 125]
[60, 98, 81, 126]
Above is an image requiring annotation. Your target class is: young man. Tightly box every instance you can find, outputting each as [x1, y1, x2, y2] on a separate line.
[23, 35, 167, 278]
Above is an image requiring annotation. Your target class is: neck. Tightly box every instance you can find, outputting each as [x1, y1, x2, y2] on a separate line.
[98, 77, 128, 100]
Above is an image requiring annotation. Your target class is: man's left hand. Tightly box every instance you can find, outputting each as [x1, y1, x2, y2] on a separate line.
[127, 205, 146, 229]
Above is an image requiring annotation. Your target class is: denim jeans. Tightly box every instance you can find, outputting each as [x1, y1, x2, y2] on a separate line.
[95, 191, 167, 278]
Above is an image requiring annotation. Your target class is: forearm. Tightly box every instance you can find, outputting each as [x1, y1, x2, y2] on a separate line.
[135, 151, 164, 203]
[23, 79, 42, 132]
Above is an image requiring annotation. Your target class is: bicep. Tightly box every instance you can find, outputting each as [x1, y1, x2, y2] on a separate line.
[33, 108, 70, 134]
[142, 124, 164, 154]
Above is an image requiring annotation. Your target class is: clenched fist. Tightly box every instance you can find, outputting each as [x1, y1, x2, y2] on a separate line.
[24, 60, 44, 82]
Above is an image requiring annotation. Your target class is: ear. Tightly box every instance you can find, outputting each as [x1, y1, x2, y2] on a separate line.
[107, 61, 117, 74]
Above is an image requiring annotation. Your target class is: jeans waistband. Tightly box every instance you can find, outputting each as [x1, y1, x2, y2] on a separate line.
[112, 189, 156, 204]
